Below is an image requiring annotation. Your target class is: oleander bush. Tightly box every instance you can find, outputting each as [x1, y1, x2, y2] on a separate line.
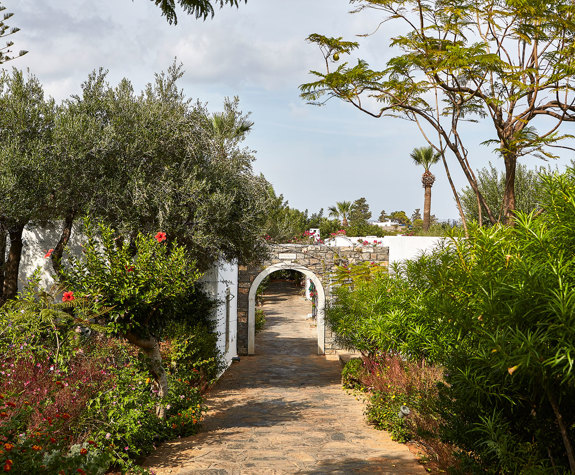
[328, 167, 575, 473]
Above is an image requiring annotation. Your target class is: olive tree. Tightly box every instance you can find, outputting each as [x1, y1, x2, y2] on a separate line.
[0, 69, 55, 303]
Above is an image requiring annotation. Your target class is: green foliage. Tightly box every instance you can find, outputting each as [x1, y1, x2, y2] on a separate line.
[346, 222, 393, 237]
[263, 186, 309, 243]
[328, 201, 353, 227]
[302, 0, 575, 222]
[0, 69, 55, 226]
[166, 320, 224, 384]
[460, 162, 545, 225]
[151, 0, 246, 24]
[332, 261, 387, 290]
[61, 219, 202, 339]
[387, 211, 410, 226]
[366, 391, 412, 443]
[341, 358, 363, 390]
[326, 165, 575, 472]
[0, 275, 215, 472]
[0, 65, 270, 305]
[410, 147, 440, 172]
[349, 197, 372, 227]
[0, 400, 112, 475]
[319, 218, 342, 239]
[255, 309, 266, 334]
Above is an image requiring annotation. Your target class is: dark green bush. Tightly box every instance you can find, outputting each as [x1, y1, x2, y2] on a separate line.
[255, 309, 266, 334]
[341, 358, 363, 390]
[326, 167, 575, 473]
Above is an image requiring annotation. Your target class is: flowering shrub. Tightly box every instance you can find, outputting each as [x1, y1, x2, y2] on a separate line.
[328, 166, 575, 473]
[0, 223, 221, 472]
[61, 219, 204, 417]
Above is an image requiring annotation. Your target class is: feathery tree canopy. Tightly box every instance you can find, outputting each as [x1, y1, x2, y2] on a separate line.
[150, 0, 247, 24]
[301, 0, 575, 225]
[0, 3, 27, 64]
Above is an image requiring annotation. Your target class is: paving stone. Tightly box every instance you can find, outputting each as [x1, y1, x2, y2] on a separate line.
[142, 282, 424, 475]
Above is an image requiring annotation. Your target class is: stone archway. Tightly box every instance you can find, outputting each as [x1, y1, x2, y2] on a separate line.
[237, 243, 389, 356]
[248, 262, 326, 355]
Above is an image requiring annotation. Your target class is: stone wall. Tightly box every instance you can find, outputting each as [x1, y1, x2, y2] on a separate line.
[237, 243, 389, 355]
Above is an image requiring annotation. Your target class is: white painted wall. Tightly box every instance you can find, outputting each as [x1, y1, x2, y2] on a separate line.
[380, 236, 445, 266]
[17, 225, 85, 291]
[13, 225, 239, 369]
[324, 235, 445, 266]
[199, 260, 238, 368]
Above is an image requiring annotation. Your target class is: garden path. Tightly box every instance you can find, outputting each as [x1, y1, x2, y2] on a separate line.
[142, 281, 425, 474]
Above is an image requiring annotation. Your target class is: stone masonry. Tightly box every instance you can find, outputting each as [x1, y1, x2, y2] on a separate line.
[237, 243, 389, 355]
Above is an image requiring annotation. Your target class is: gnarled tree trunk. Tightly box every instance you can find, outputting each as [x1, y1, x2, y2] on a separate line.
[0, 222, 6, 302]
[1, 223, 26, 305]
[125, 331, 168, 419]
[51, 212, 75, 275]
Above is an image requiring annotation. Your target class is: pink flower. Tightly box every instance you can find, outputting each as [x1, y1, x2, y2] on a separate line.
[44, 249, 54, 258]
[155, 232, 167, 243]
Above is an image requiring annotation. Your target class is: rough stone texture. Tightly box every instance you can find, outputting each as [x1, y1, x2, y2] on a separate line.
[142, 282, 424, 475]
[237, 244, 389, 355]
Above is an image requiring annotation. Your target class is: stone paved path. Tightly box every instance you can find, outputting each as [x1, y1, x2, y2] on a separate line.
[143, 281, 426, 474]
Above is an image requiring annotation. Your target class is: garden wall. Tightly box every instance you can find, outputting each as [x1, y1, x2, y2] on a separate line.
[12, 225, 239, 369]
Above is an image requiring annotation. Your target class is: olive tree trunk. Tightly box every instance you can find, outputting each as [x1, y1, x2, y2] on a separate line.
[0, 222, 6, 301]
[1, 223, 25, 305]
[125, 331, 168, 419]
[51, 212, 75, 275]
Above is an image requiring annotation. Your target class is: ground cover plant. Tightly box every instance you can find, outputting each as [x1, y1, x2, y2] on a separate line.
[0, 224, 223, 473]
[328, 166, 575, 473]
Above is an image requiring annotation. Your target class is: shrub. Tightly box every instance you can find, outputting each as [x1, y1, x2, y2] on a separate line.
[341, 358, 363, 390]
[61, 220, 204, 417]
[255, 309, 266, 334]
[326, 166, 575, 473]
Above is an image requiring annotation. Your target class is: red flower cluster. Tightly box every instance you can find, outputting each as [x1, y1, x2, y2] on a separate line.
[62, 291, 75, 302]
[44, 249, 54, 259]
[155, 232, 167, 243]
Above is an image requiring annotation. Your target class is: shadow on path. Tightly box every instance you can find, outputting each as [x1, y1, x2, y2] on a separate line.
[143, 281, 425, 474]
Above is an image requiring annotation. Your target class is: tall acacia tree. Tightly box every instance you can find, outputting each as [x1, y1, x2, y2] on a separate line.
[411, 146, 440, 231]
[328, 201, 353, 227]
[301, 0, 575, 225]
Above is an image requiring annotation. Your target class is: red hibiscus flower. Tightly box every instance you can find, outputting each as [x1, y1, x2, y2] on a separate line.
[62, 291, 75, 302]
[155, 232, 167, 243]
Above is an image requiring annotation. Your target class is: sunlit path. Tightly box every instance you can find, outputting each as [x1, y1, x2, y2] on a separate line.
[143, 281, 425, 474]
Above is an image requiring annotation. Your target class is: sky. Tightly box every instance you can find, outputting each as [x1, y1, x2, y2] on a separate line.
[7, 0, 575, 221]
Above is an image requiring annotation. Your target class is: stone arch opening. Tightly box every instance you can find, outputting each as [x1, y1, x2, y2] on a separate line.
[248, 262, 326, 355]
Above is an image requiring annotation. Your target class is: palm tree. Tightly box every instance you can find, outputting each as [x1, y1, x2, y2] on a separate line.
[410, 146, 440, 231]
[328, 201, 352, 227]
